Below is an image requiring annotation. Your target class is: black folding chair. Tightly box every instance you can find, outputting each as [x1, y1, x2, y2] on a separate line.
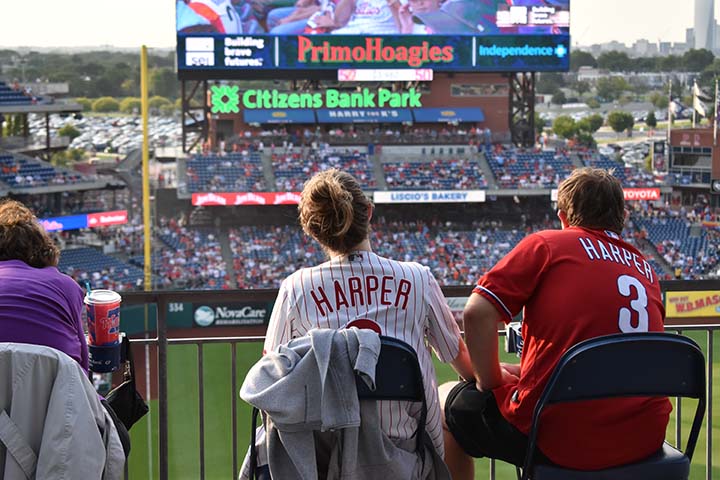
[248, 335, 426, 479]
[520, 332, 706, 480]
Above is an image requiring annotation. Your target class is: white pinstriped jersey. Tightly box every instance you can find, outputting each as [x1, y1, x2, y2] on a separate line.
[263, 250, 461, 457]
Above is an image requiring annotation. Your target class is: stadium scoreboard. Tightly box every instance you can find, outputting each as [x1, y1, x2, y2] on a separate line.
[176, 0, 570, 79]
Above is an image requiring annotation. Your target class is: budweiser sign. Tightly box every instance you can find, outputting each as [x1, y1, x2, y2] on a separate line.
[623, 188, 660, 201]
[191, 192, 302, 206]
[88, 210, 128, 227]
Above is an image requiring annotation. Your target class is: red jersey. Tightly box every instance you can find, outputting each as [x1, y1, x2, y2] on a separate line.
[474, 226, 671, 470]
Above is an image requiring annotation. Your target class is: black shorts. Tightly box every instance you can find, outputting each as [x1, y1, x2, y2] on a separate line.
[444, 381, 550, 467]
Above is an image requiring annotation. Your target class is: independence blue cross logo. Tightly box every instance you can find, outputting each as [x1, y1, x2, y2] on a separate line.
[554, 44, 568, 58]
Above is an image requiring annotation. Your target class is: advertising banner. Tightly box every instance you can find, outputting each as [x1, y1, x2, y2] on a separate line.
[193, 302, 271, 327]
[39, 210, 129, 232]
[87, 210, 129, 228]
[315, 108, 412, 123]
[622, 188, 661, 201]
[243, 109, 316, 124]
[40, 214, 88, 232]
[374, 190, 486, 204]
[665, 291, 720, 318]
[551, 188, 662, 202]
[192, 192, 302, 206]
[176, 0, 570, 76]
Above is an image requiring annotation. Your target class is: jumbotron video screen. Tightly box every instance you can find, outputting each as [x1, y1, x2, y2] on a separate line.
[176, 0, 570, 77]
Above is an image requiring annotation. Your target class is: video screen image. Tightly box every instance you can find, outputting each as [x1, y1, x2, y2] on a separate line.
[176, 0, 570, 36]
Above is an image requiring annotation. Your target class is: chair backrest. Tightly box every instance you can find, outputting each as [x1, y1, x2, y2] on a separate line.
[542, 333, 705, 403]
[522, 332, 706, 478]
[356, 335, 427, 454]
[249, 335, 428, 478]
[356, 335, 424, 402]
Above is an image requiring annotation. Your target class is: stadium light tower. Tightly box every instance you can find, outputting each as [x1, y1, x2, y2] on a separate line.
[695, 0, 715, 50]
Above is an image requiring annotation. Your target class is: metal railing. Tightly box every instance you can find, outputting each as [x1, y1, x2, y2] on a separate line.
[119, 287, 718, 480]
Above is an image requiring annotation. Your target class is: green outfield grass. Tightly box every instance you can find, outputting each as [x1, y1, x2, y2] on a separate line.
[127, 332, 719, 480]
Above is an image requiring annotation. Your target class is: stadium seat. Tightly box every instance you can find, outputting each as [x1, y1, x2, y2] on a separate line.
[519, 332, 705, 480]
[247, 335, 429, 478]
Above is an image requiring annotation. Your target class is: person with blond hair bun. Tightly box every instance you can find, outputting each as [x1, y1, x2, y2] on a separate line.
[263, 168, 473, 462]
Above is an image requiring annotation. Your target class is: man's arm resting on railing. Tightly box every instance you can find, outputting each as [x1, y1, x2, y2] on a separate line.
[463, 294, 517, 391]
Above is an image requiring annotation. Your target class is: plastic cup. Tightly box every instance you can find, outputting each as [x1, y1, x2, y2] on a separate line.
[85, 289, 122, 372]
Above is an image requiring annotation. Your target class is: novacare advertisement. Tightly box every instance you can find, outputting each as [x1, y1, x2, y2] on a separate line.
[374, 190, 486, 204]
[193, 302, 271, 327]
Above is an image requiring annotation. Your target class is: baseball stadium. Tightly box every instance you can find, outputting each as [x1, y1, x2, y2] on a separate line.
[0, 0, 719, 479]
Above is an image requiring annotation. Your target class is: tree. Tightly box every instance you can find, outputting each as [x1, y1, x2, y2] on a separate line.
[552, 115, 577, 139]
[536, 72, 565, 94]
[646, 111, 657, 128]
[682, 49, 714, 72]
[649, 91, 669, 109]
[75, 97, 93, 111]
[534, 112, 547, 136]
[586, 98, 601, 109]
[58, 124, 81, 140]
[658, 55, 681, 72]
[150, 67, 179, 99]
[597, 51, 632, 71]
[551, 90, 567, 105]
[596, 77, 630, 102]
[577, 113, 604, 133]
[119, 97, 141, 114]
[570, 51, 597, 71]
[607, 111, 634, 135]
[160, 104, 176, 116]
[148, 95, 172, 111]
[92, 97, 120, 113]
[571, 80, 591, 96]
[576, 131, 596, 148]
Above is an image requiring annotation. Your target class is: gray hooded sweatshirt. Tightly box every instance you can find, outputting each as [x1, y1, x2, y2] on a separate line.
[239, 328, 450, 480]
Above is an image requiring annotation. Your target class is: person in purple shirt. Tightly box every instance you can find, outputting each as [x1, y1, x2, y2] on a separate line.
[0, 200, 88, 371]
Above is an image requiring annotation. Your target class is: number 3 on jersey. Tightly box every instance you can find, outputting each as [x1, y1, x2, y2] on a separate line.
[617, 274, 648, 332]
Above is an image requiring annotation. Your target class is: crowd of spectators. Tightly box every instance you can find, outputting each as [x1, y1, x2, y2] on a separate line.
[272, 148, 376, 191]
[227, 125, 497, 147]
[186, 151, 266, 193]
[0, 80, 41, 105]
[383, 158, 488, 190]
[0, 152, 91, 189]
[152, 216, 229, 289]
[628, 203, 720, 280]
[42, 203, 720, 290]
[485, 145, 574, 189]
[578, 152, 660, 187]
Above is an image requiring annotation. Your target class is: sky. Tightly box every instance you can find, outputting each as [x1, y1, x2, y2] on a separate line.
[0, 0, 708, 49]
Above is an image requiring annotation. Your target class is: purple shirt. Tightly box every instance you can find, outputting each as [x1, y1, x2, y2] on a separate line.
[0, 260, 88, 371]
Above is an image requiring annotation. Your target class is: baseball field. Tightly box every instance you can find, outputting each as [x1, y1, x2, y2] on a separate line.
[126, 332, 719, 480]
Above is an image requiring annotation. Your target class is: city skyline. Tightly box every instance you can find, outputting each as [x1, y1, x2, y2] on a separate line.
[0, 0, 714, 50]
